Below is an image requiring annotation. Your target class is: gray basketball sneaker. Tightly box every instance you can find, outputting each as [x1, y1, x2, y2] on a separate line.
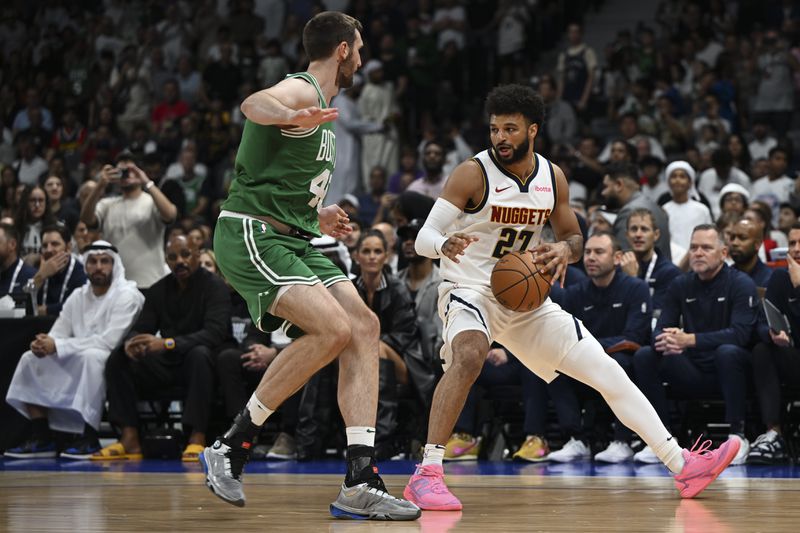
[330, 479, 422, 520]
[200, 439, 250, 507]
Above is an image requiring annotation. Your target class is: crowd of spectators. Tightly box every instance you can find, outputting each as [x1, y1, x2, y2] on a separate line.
[1, 0, 800, 465]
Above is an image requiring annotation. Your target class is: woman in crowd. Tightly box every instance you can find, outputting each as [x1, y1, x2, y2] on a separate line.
[353, 229, 429, 459]
[42, 174, 79, 232]
[14, 184, 59, 263]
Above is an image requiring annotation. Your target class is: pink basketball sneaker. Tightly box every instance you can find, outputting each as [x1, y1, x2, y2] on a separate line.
[403, 464, 463, 511]
[673, 436, 740, 499]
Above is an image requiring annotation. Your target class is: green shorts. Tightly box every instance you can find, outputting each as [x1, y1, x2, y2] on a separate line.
[214, 213, 350, 332]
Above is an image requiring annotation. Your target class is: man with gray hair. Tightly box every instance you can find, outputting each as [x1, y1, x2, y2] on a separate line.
[5, 241, 144, 459]
[633, 224, 758, 466]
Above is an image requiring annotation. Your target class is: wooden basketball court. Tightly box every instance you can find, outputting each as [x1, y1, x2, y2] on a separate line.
[2, 469, 799, 532]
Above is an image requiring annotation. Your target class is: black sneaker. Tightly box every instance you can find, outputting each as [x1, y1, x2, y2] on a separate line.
[747, 432, 787, 464]
[60, 436, 102, 460]
[200, 438, 252, 507]
[4, 438, 58, 459]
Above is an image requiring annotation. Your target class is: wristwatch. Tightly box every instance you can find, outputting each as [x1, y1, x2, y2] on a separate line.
[164, 338, 176, 350]
[144, 181, 155, 191]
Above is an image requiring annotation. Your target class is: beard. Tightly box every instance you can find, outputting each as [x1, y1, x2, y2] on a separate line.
[494, 137, 530, 164]
[602, 194, 622, 211]
[90, 272, 112, 287]
[337, 55, 357, 89]
[423, 160, 443, 176]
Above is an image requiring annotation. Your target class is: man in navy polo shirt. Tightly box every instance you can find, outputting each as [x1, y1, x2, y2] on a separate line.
[633, 224, 757, 465]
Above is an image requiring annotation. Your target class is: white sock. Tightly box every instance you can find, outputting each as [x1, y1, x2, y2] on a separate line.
[346, 426, 376, 447]
[653, 438, 685, 474]
[247, 393, 274, 426]
[421, 444, 445, 467]
[555, 338, 684, 473]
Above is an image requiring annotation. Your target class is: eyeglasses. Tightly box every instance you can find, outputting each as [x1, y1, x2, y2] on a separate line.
[166, 249, 193, 261]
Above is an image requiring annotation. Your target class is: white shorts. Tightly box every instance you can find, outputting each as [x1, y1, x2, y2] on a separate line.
[438, 282, 591, 383]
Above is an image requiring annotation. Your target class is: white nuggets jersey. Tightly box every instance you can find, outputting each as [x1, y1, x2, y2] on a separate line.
[440, 149, 558, 287]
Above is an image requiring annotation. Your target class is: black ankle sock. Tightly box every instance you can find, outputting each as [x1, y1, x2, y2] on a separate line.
[31, 418, 50, 441]
[344, 445, 381, 488]
[223, 408, 261, 448]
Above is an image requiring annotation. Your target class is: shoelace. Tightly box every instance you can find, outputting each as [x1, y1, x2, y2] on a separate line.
[687, 435, 714, 460]
[418, 466, 451, 494]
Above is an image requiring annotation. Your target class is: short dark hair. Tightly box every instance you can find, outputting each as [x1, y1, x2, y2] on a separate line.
[587, 230, 621, 252]
[303, 11, 363, 61]
[41, 224, 71, 244]
[769, 146, 789, 159]
[0, 222, 19, 243]
[606, 162, 639, 184]
[485, 84, 545, 127]
[790, 221, 800, 232]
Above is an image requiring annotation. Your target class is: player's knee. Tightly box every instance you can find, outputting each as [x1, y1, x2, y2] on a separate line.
[362, 308, 380, 339]
[323, 314, 352, 355]
[451, 345, 486, 380]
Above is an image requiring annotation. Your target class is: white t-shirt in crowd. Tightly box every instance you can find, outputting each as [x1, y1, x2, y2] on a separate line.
[95, 192, 169, 289]
[663, 199, 713, 251]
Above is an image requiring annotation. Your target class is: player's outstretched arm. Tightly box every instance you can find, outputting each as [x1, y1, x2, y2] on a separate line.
[532, 164, 583, 286]
[240, 78, 339, 128]
[414, 160, 483, 262]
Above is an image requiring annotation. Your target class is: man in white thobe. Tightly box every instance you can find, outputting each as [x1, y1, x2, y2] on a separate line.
[358, 60, 399, 189]
[327, 73, 384, 206]
[5, 241, 144, 459]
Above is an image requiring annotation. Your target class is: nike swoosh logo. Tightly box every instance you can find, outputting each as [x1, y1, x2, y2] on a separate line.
[495, 185, 513, 193]
[790, 298, 797, 302]
[685, 298, 696, 303]
[583, 305, 594, 311]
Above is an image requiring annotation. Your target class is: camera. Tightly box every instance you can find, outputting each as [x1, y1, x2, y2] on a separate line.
[118, 168, 129, 180]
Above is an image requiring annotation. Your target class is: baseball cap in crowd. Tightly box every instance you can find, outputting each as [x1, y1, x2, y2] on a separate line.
[340, 194, 360, 210]
[397, 219, 424, 241]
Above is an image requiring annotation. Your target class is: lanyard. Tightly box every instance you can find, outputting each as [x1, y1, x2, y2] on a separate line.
[8, 258, 23, 293]
[644, 252, 658, 297]
[42, 256, 76, 305]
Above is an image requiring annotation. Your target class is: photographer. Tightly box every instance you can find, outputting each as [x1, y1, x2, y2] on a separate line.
[80, 152, 177, 292]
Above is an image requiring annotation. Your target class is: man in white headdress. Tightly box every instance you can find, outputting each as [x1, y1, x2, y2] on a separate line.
[4, 241, 144, 459]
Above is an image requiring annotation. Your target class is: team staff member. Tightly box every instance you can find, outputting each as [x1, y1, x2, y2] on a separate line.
[748, 221, 800, 463]
[619, 208, 681, 314]
[633, 224, 757, 465]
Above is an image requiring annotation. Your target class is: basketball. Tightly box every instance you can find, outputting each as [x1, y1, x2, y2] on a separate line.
[491, 251, 553, 312]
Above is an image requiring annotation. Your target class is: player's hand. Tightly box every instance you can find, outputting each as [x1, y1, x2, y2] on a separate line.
[619, 251, 639, 277]
[441, 233, 479, 263]
[319, 204, 351, 238]
[38, 251, 70, 279]
[531, 241, 571, 287]
[769, 329, 791, 347]
[787, 253, 800, 288]
[287, 106, 339, 129]
[486, 347, 508, 366]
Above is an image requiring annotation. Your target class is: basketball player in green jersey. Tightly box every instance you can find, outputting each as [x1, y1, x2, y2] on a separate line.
[201, 12, 420, 520]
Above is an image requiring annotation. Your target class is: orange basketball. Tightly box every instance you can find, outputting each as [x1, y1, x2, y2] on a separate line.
[491, 251, 554, 312]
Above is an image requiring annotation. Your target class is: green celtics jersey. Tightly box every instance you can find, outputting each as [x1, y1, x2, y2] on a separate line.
[222, 72, 335, 237]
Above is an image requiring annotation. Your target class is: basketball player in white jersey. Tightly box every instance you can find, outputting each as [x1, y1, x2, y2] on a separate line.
[403, 84, 741, 510]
